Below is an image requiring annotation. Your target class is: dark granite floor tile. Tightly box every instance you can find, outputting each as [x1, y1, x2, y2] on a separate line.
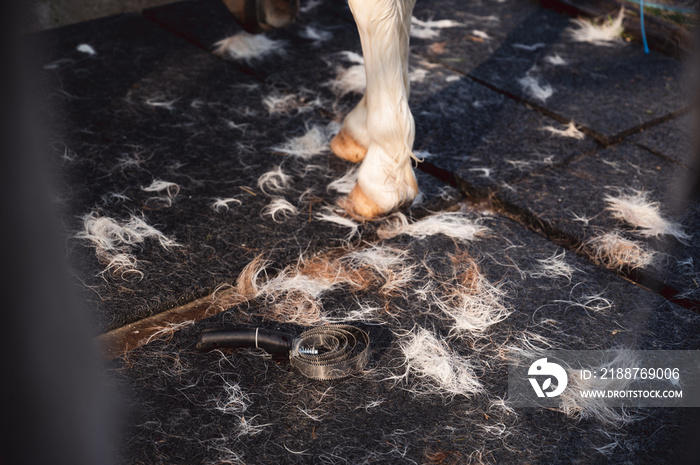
[413, 76, 598, 192]
[630, 111, 697, 167]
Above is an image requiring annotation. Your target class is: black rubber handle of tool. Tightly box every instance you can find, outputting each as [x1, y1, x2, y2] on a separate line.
[196, 328, 293, 354]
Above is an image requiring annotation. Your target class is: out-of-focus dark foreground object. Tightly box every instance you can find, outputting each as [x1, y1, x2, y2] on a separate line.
[0, 2, 116, 465]
[222, 0, 299, 33]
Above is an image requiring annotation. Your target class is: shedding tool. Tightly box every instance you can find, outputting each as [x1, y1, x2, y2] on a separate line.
[196, 324, 370, 380]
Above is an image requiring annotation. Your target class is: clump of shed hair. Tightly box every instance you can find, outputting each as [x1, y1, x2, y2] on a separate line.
[271, 123, 339, 159]
[342, 245, 417, 297]
[530, 250, 575, 281]
[513, 43, 545, 51]
[342, 245, 408, 275]
[390, 326, 484, 398]
[257, 165, 292, 195]
[214, 31, 286, 62]
[433, 250, 511, 337]
[604, 189, 689, 240]
[568, 9, 625, 46]
[559, 349, 638, 426]
[211, 198, 242, 212]
[541, 121, 584, 139]
[299, 25, 332, 45]
[314, 206, 360, 240]
[262, 91, 321, 115]
[75, 211, 180, 279]
[142, 180, 180, 207]
[101, 253, 143, 280]
[255, 258, 346, 325]
[410, 17, 464, 40]
[587, 232, 656, 270]
[262, 198, 298, 222]
[544, 54, 568, 66]
[377, 212, 487, 241]
[76, 43, 97, 55]
[517, 75, 554, 103]
[232, 254, 269, 301]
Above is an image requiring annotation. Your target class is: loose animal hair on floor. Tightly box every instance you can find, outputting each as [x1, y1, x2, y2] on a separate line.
[410, 16, 464, 39]
[327, 166, 359, 194]
[389, 326, 484, 398]
[76, 43, 97, 55]
[76, 211, 180, 279]
[212, 380, 251, 416]
[210, 254, 336, 325]
[540, 121, 584, 139]
[586, 231, 656, 271]
[262, 91, 322, 115]
[257, 165, 292, 194]
[214, 31, 286, 62]
[262, 197, 299, 222]
[433, 251, 511, 337]
[299, 25, 333, 45]
[567, 8, 625, 46]
[211, 197, 242, 212]
[342, 244, 417, 297]
[271, 123, 339, 159]
[544, 53, 568, 66]
[530, 250, 576, 281]
[513, 43, 545, 51]
[101, 253, 143, 280]
[558, 349, 639, 427]
[518, 74, 554, 103]
[233, 254, 270, 301]
[143, 320, 196, 345]
[259, 261, 342, 299]
[245, 253, 369, 325]
[377, 212, 488, 241]
[142, 179, 180, 207]
[342, 245, 409, 276]
[553, 286, 614, 315]
[314, 206, 360, 241]
[604, 189, 690, 240]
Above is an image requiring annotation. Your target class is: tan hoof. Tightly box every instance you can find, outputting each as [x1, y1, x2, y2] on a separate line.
[342, 184, 385, 219]
[330, 128, 368, 163]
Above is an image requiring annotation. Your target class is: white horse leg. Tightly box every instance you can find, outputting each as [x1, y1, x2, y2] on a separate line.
[340, 0, 418, 218]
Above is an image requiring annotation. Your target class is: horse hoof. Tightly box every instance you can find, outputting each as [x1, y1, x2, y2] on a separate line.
[342, 184, 385, 219]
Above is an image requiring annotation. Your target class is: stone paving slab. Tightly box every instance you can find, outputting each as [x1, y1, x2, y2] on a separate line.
[110, 212, 700, 465]
[499, 142, 700, 302]
[630, 111, 696, 167]
[413, 75, 598, 191]
[411, 0, 686, 142]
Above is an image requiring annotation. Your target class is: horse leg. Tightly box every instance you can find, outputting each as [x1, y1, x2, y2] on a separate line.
[340, 0, 418, 218]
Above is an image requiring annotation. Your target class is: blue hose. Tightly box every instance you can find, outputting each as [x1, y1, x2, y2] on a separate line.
[640, 0, 650, 54]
